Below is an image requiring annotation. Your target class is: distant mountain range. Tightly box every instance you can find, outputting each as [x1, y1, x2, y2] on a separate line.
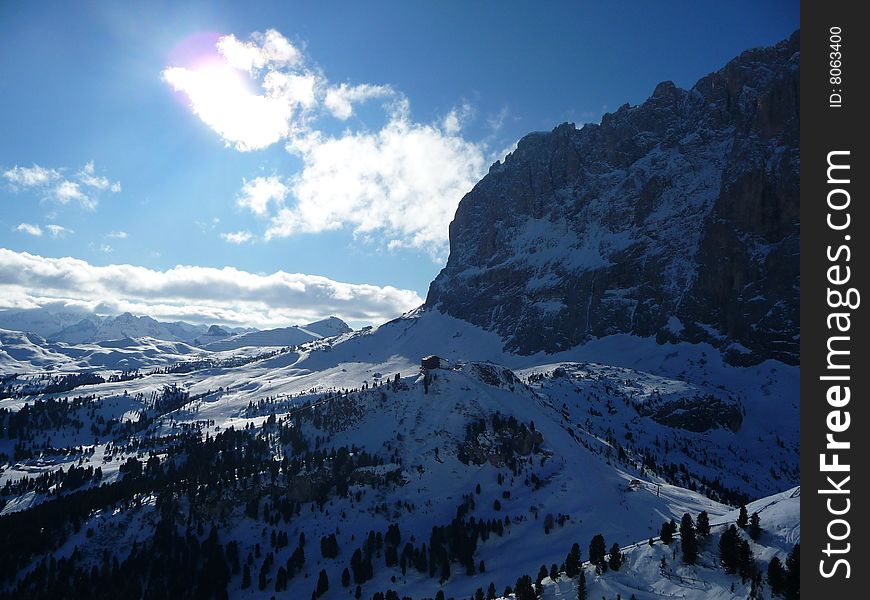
[0, 308, 351, 348]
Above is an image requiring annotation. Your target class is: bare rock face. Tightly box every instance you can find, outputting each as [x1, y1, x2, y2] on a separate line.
[426, 32, 799, 365]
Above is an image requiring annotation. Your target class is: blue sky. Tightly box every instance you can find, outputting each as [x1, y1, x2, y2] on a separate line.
[0, 1, 798, 328]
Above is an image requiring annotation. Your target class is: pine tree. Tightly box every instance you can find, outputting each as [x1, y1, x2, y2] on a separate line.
[589, 534, 607, 567]
[351, 548, 365, 584]
[784, 543, 800, 600]
[440, 554, 450, 582]
[576, 569, 587, 600]
[719, 525, 740, 573]
[258, 559, 268, 591]
[241, 564, 251, 589]
[737, 538, 756, 582]
[608, 543, 623, 571]
[737, 505, 749, 528]
[320, 533, 339, 559]
[341, 567, 350, 587]
[275, 566, 287, 592]
[660, 520, 675, 544]
[487, 582, 497, 599]
[514, 574, 536, 600]
[680, 513, 698, 565]
[767, 557, 785, 597]
[749, 512, 762, 541]
[696, 511, 711, 537]
[315, 569, 329, 597]
[565, 542, 581, 577]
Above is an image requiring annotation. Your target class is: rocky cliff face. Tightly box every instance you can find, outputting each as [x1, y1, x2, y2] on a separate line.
[426, 32, 799, 365]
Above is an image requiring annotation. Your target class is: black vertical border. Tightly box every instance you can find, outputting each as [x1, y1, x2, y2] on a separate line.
[801, 2, 868, 596]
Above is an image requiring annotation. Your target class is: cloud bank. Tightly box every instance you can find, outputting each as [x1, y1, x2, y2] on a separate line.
[0, 248, 423, 328]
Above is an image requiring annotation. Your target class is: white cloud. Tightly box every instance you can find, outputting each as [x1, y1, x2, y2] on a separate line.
[237, 176, 288, 215]
[2, 161, 119, 209]
[194, 218, 221, 233]
[442, 102, 474, 135]
[107, 231, 128, 239]
[324, 83, 393, 120]
[164, 29, 490, 258]
[3, 165, 61, 187]
[221, 231, 254, 244]
[264, 71, 319, 110]
[267, 113, 486, 259]
[78, 161, 122, 193]
[487, 106, 509, 132]
[15, 223, 43, 236]
[46, 224, 73, 237]
[217, 29, 302, 73]
[55, 180, 91, 207]
[0, 248, 423, 327]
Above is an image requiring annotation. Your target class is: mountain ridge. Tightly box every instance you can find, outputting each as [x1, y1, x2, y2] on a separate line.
[0, 308, 351, 347]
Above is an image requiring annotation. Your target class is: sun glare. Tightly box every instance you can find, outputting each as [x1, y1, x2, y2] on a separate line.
[163, 56, 292, 151]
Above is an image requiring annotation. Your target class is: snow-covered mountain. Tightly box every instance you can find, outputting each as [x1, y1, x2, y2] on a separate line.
[427, 32, 799, 367]
[201, 317, 352, 351]
[50, 312, 188, 344]
[192, 324, 233, 346]
[0, 308, 99, 339]
[303, 316, 355, 338]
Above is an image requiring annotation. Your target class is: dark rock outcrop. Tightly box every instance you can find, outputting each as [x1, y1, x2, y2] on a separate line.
[426, 32, 799, 365]
[636, 394, 743, 433]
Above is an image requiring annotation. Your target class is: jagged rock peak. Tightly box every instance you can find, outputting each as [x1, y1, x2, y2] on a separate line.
[426, 32, 799, 365]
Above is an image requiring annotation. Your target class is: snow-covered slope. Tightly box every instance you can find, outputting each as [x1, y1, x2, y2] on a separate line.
[0, 316, 799, 598]
[537, 487, 799, 600]
[0, 327, 207, 374]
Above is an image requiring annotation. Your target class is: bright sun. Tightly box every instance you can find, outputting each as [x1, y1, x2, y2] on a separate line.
[162, 60, 292, 151]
